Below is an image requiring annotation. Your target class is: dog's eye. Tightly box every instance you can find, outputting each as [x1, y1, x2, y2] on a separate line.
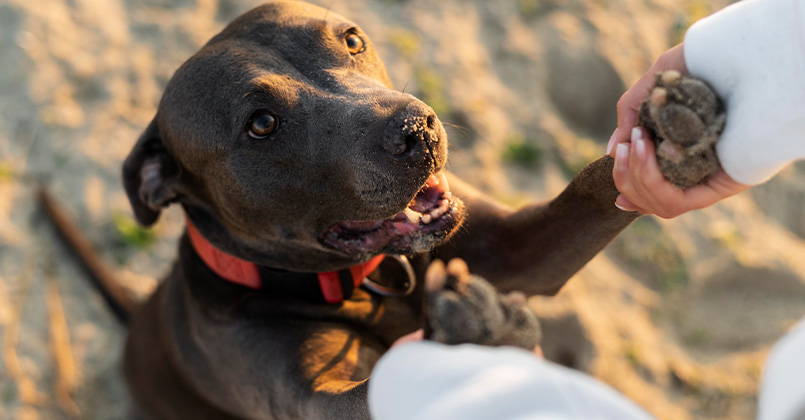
[345, 33, 365, 55]
[248, 111, 278, 139]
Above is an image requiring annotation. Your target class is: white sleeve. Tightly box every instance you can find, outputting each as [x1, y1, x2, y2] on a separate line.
[683, 0, 805, 185]
[757, 318, 805, 420]
[368, 342, 657, 420]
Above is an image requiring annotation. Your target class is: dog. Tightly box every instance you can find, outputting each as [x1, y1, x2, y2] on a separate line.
[97, 1, 643, 418]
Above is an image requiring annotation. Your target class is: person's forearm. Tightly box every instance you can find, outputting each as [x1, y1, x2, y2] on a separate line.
[684, 0, 805, 185]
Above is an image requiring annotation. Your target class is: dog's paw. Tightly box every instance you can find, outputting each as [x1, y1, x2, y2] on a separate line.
[638, 71, 726, 189]
[423, 258, 541, 351]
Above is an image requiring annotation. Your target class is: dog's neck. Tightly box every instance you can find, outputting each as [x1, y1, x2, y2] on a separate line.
[185, 216, 385, 304]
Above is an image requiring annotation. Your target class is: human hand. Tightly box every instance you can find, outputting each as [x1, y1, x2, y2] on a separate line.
[607, 44, 688, 155]
[607, 43, 748, 218]
[612, 127, 749, 218]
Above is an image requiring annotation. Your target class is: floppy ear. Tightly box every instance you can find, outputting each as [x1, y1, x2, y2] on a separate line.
[122, 119, 181, 226]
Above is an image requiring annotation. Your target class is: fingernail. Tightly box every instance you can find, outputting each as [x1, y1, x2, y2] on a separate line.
[636, 138, 646, 162]
[615, 144, 629, 172]
[631, 127, 643, 142]
[606, 128, 619, 155]
[615, 195, 634, 212]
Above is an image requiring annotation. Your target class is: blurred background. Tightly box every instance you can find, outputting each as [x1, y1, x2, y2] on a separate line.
[2, 0, 805, 419]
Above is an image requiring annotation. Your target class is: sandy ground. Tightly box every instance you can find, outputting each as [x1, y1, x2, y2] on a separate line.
[2, 0, 805, 419]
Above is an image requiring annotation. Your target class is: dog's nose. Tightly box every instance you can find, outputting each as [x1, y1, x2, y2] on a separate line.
[383, 101, 440, 159]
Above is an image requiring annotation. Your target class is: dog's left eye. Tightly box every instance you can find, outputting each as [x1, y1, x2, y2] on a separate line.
[248, 111, 278, 139]
[345, 33, 365, 55]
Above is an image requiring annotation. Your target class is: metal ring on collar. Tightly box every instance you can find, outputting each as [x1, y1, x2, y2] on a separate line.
[361, 254, 416, 297]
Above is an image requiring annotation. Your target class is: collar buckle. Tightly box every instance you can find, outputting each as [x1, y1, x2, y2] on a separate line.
[361, 255, 416, 297]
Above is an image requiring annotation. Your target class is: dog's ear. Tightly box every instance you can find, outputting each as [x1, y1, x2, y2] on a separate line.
[122, 119, 181, 226]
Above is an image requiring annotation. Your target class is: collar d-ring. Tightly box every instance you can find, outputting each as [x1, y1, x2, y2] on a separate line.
[361, 254, 416, 297]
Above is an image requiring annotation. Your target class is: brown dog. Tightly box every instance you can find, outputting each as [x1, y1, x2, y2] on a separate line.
[109, 1, 640, 419]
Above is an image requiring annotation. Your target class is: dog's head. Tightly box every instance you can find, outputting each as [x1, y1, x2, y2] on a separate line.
[123, 0, 465, 271]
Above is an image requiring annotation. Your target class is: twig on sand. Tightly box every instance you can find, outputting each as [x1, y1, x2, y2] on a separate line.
[38, 188, 137, 320]
[45, 266, 81, 418]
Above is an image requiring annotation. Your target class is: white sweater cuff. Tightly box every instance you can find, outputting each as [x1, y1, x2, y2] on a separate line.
[684, 0, 805, 185]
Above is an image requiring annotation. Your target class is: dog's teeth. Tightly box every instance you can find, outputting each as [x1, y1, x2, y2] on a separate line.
[421, 214, 432, 224]
[430, 199, 450, 219]
[434, 199, 448, 214]
[443, 191, 453, 200]
[403, 208, 420, 224]
[437, 171, 449, 191]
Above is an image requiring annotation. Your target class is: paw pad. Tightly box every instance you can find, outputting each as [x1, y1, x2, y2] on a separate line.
[638, 72, 726, 188]
[423, 258, 542, 350]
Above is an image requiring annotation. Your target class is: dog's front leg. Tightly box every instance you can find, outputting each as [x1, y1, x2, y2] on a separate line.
[436, 156, 639, 295]
[302, 381, 371, 420]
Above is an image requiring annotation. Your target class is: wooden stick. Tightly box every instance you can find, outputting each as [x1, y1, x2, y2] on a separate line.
[45, 277, 80, 417]
[37, 188, 136, 321]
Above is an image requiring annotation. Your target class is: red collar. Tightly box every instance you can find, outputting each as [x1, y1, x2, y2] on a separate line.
[186, 217, 385, 303]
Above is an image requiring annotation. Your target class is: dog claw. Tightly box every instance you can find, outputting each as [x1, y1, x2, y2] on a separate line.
[446, 258, 469, 281]
[660, 70, 681, 87]
[425, 259, 447, 292]
[650, 87, 668, 106]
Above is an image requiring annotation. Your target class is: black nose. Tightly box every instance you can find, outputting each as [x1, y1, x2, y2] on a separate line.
[383, 101, 440, 160]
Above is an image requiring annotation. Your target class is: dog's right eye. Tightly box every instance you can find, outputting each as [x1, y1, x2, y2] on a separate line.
[247, 111, 278, 139]
[345, 32, 366, 55]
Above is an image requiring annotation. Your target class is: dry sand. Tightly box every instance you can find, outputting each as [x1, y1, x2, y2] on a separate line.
[1, 0, 804, 419]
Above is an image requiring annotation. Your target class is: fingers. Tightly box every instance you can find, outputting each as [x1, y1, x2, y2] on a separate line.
[629, 128, 662, 187]
[608, 43, 688, 157]
[613, 128, 681, 217]
[613, 127, 749, 218]
[606, 128, 620, 156]
[681, 170, 750, 211]
[627, 129, 682, 214]
[613, 138, 650, 215]
[614, 195, 641, 213]
[612, 72, 654, 149]
[613, 142, 634, 200]
[609, 74, 652, 157]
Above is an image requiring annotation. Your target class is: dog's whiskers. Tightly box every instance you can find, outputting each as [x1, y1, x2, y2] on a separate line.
[401, 79, 412, 94]
[442, 122, 470, 137]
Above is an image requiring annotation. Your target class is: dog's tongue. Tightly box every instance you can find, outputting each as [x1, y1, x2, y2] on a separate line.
[419, 171, 449, 207]
[326, 170, 454, 254]
[339, 171, 450, 233]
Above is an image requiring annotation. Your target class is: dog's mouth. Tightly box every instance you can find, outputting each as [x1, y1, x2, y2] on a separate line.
[322, 170, 464, 255]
